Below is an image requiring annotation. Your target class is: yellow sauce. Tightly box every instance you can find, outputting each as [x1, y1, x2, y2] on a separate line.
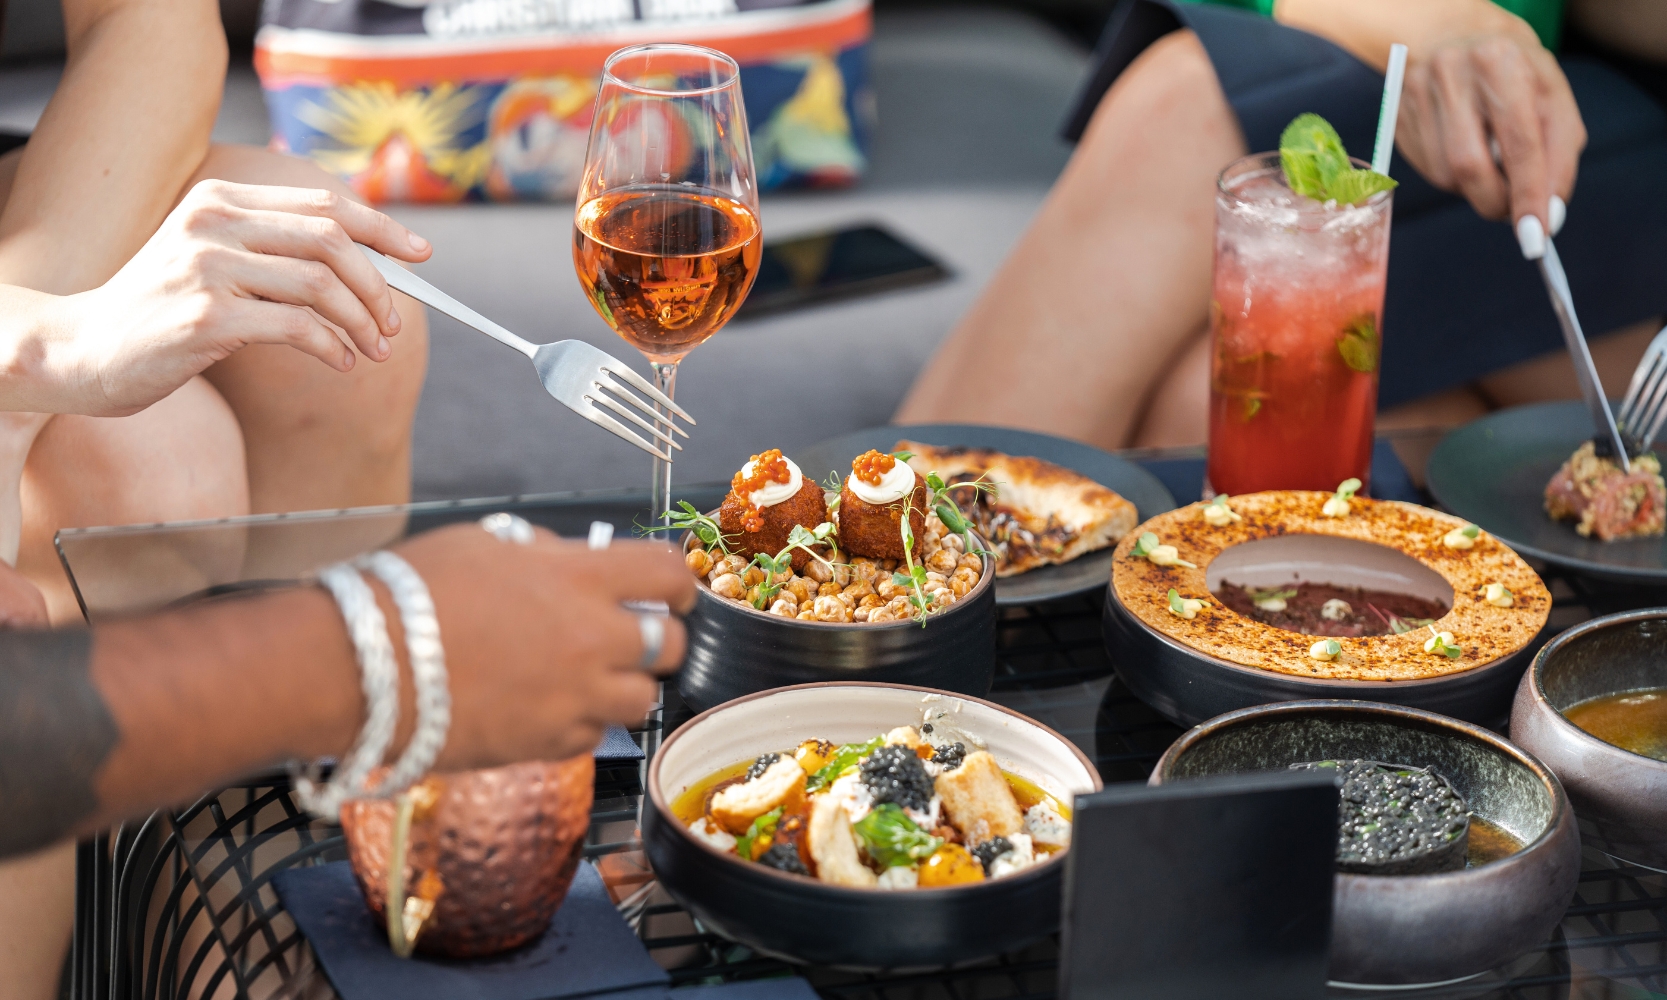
[1466, 815, 1522, 868]
[669, 749, 1072, 851]
[1563, 688, 1667, 762]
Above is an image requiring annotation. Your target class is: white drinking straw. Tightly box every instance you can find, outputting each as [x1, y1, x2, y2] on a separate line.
[1370, 43, 1409, 175]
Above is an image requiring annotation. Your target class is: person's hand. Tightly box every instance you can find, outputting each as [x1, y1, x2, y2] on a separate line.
[388, 523, 695, 769]
[0, 560, 48, 630]
[1392, 1, 1585, 249]
[53, 180, 433, 416]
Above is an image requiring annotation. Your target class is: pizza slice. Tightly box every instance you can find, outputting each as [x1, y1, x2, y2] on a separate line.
[897, 441, 1139, 576]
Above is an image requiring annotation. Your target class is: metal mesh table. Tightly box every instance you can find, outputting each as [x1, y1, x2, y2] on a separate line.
[63, 492, 1667, 1000]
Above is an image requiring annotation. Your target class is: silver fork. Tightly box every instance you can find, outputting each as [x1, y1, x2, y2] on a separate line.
[1616, 324, 1667, 458]
[357, 244, 692, 462]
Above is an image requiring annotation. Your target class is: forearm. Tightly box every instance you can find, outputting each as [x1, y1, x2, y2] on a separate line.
[0, 285, 109, 414]
[0, 588, 361, 857]
[1274, 0, 1538, 71]
[0, 0, 225, 294]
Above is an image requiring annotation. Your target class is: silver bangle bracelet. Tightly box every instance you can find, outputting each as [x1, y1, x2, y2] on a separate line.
[293, 562, 400, 821]
[357, 550, 451, 800]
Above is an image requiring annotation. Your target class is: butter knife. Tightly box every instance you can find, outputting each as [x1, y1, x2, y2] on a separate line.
[1532, 226, 1630, 470]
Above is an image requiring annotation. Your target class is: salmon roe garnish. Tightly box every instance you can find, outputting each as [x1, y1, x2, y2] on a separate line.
[851, 449, 897, 487]
[732, 449, 792, 532]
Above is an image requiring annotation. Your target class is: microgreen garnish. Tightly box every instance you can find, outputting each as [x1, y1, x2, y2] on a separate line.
[1309, 638, 1342, 661]
[892, 451, 914, 463]
[640, 500, 737, 554]
[1167, 588, 1207, 619]
[1278, 113, 1397, 204]
[1461, 523, 1480, 539]
[1322, 478, 1362, 518]
[1132, 532, 1195, 568]
[750, 522, 841, 609]
[1250, 587, 1298, 603]
[1337, 314, 1379, 374]
[889, 469, 999, 625]
[1204, 493, 1242, 525]
[1423, 625, 1463, 659]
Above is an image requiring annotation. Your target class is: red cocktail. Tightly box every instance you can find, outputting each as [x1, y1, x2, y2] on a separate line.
[1206, 152, 1393, 495]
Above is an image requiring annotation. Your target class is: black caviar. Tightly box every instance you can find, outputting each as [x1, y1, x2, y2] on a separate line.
[859, 744, 934, 811]
[931, 742, 966, 770]
[971, 837, 1013, 873]
[1294, 759, 1470, 875]
[757, 841, 809, 875]
[745, 753, 782, 782]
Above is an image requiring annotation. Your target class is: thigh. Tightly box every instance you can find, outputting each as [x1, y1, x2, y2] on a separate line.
[18, 377, 249, 624]
[189, 145, 429, 513]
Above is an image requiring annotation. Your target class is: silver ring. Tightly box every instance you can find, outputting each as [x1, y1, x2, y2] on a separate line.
[480, 512, 534, 545]
[636, 612, 665, 670]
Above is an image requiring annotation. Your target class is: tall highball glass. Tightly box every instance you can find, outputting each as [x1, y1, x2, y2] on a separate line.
[574, 44, 762, 526]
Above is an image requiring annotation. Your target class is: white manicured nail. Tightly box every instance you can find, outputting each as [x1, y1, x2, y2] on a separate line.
[1516, 214, 1546, 260]
[1549, 195, 1566, 236]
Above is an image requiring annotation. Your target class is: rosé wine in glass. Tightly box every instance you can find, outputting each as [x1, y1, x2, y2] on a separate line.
[1206, 152, 1393, 496]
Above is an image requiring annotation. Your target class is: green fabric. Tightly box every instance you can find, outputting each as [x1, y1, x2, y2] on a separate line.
[1177, 0, 1564, 51]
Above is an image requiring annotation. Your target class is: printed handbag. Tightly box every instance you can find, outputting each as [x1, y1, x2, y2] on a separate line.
[255, 0, 873, 203]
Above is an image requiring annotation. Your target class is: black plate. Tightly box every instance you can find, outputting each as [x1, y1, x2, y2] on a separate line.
[798, 424, 1176, 605]
[1426, 401, 1667, 582]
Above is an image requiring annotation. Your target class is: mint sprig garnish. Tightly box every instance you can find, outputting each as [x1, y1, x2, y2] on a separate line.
[1279, 113, 1397, 205]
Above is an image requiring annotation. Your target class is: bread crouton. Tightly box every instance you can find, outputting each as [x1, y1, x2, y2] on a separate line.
[884, 726, 923, 751]
[808, 795, 876, 887]
[934, 750, 1022, 845]
[710, 757, 806, 835]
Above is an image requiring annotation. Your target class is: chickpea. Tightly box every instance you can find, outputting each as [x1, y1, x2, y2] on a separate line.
[785, 577, 816, 605]
[717, 554, 749, 576]
[926, 549, 959, 574]
[831, 563, 854, 588]
[796, 608, 817, 621]
[858, 593, 885, 610]
[886, 595, 912, 616]
[957, 553, 983, 574]
[853, 607, 872, 622]
[770, 568, 793, 586]
[876, 577, 903, 601]
[941, 532, 965, 554]
[836, 591, 857, 609]
[881, 559, 899, 573]
[850, 557, 878, 584]
[843, 580, 876, 601]
[805, 559, 833, 584]
[924, 512, 946, 538]
[921, 534, 943, 559]
[813, 595, 850, 623]
[867, 607, 894, 624]
[952, 566, 979, 589]
[924, 571, 949, 589]
[746, 585, 767, 607]
[950, 579, 972, 598]
[741, 565, 766, 588]
[769, 598, 798, 617]
[929, 586, 954, 607]
[685, 548, 714, 577]
[710, 573, 746, 600]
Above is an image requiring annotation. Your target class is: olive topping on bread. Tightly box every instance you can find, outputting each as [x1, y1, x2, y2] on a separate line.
[839, 450, 927, 561]
[717, 449, 830, 570]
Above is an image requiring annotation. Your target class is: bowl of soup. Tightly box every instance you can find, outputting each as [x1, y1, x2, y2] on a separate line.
[1511, 608, 1667, 871]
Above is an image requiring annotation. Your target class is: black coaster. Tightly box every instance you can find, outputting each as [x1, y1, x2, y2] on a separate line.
[1058, 769, 1337, 1000]
[275, 860, 669, 1000]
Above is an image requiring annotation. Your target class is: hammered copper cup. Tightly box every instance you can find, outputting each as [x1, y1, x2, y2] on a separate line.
[339, 757, 595, 958]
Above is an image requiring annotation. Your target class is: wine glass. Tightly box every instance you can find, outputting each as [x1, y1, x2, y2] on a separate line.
[574, 43, 762, 527]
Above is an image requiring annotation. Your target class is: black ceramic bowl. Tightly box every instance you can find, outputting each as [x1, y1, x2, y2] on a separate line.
[1511, 609, 1667, 871]
[677, 528, 997, 712]
[1104, 533, 1541, 728]
[1151, 700, 1580, 987]
[642, 682, 1103, 969]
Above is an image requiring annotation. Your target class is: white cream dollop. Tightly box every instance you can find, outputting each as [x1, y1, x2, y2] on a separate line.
[847, 460, 917, 505]
[739, 456, 804, 508]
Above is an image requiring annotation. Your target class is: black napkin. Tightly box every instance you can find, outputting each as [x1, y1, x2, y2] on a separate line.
[275, 860, 669, 1000]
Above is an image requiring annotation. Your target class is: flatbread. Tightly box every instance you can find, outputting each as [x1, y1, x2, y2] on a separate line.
[897, 441, 1138, 576]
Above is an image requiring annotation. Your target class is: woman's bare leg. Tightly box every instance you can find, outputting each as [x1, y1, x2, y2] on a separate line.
[189, 145, 429, 514]
[897, 30, 1243, 449]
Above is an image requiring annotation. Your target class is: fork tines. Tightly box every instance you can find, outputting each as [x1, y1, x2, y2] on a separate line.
[1617, 325, 1667, 457]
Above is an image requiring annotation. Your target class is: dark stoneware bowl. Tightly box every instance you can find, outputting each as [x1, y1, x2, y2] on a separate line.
[677, 527, 997, 712]
[1104, 534, 1542, 728]
[1151, 700, 1580, 987]
[642, 682, 1102, 969]
[1511, 609, 1667, 871]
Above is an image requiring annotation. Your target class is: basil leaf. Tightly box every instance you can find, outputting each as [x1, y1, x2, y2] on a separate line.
[852, 803, 941, 868]
[735, 807, 783, 861]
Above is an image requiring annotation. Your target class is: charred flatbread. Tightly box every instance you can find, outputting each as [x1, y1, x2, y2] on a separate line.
[898, 441, 1138, 576]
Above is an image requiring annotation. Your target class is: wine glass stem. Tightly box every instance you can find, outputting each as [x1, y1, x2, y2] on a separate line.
[650, 361, 679, 531]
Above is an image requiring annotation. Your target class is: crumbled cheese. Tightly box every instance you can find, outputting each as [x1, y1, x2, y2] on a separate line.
[1024, 802, 1071, 847]
[1481, 583, 1514, 608]
[905, 796, 942, 831]
[1320, 599, 1353, 621]
[1309, 639, 1341, 662]
[827, 772, 875, 824]
[987, 832, 1037, 879]
[688, 818, 737, 852]
[876, 866, 919, 890]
